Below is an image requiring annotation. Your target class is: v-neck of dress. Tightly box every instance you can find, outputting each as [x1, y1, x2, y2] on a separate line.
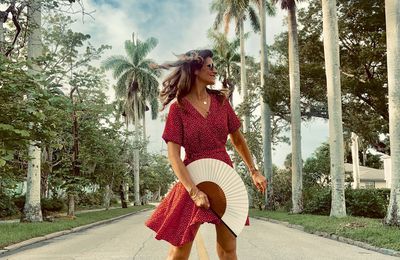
[183, 93, 213, 120]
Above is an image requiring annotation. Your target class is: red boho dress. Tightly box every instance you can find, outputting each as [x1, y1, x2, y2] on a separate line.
[145, 91, 248, 247]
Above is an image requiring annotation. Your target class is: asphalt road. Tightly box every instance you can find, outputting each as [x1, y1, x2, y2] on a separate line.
[0, 210, 397, 260]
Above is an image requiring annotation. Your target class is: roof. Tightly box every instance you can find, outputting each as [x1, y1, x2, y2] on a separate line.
[344, 163, 385, 182]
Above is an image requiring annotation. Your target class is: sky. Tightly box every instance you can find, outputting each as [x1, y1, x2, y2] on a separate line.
[69, 0, 329, 168]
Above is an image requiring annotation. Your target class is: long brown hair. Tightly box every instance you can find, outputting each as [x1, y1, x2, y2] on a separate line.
[153, 49, 227, 110]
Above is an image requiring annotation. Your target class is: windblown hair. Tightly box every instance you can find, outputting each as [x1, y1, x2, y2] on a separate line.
[153, 49, 228, 110]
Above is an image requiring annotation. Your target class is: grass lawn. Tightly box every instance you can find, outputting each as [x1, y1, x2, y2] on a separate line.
[249, 209, 400, 252]
[0, 205, 154, 249]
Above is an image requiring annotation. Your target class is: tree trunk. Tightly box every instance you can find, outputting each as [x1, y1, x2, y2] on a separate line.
[103, 184, 111, 210]
[41, 146, 51, 198]
[351, 132, 360, 189]
[134, 91, 141, 205]
[288, 6, 303, 214]
[124, 181, 129, 204]
[120, 183, 128, 208]
[321, 0, 346, 218]
[22, 0, 43, 223]
[227, 66, 234, 105]
[157, 185, 161, 201]
[239, 19, 250, 133]
[0, 11, 5, 55]
[362, 149, 367, 166]
[143, 109, 147, 153]
[385, 0, 400, 226]
[259, 0, 273, 210]
[67, 192, 75, 217]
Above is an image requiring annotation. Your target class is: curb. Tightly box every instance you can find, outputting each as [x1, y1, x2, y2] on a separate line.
[1, 207, 152, 255]
[252, 216, 400, 257]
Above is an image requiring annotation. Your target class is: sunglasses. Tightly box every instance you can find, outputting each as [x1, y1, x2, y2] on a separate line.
[206, 63, 216, 71]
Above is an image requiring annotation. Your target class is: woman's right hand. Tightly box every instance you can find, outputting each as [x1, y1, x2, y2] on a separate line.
[189, 187, 210, 209]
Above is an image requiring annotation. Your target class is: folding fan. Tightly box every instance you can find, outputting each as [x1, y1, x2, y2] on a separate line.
[186, 158, 249, 237]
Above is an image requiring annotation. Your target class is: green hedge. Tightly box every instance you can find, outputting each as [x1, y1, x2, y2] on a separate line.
[346, 188, 390, 218]
[303, 187, 391, 218]
[0, 193, 19, 218]
[303, 186, 331, 215]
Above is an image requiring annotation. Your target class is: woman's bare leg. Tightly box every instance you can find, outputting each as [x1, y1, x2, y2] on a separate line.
[167, 241, 194, 260]
[215, 223, 237, 260]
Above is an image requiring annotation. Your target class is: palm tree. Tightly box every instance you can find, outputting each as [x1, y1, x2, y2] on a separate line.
[210, 0, 260, 133]
[321, 0, 346, 217]
[257, 0, 275, 209]
[272, 0, 303, 213]
[384, 0, 400, 226]
[208, 30, 241, 104]
[22, 0, 43, 222]
[350, 132, 360, 189]
[102, 33, 159, 206]
[0, 10, 5, 54]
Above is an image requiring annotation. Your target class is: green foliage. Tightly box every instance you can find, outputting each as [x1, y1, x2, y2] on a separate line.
[140, 153, 175, 197]
[102, 36, 160, 123]
[346, 188, 390, 219]
[303, 142, 353, 188]
[0, 57, 57, 169]
[76, 191, 103, 207]
[12, 196, 26, 212]
[303, 186, 331, 215]
[1, 11, 136, 210]
[41, 198, 66, 214]
[0, 193, 19, 218]
[303, 143, 331, 187]
[271, 168, 292, 211]
[269, 0, 388, 151]
[302, 187, 391, 218]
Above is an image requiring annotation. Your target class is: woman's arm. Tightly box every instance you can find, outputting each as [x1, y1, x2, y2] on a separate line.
[167, 141, 210, 208]
[229, 129, 267, 193]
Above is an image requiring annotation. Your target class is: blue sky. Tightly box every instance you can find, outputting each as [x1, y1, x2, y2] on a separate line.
[71, 0, 328, 167]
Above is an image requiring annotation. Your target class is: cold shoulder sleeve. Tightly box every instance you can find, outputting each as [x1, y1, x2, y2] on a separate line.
[162, 102, 184, 146]
[225, 100, 241, 133]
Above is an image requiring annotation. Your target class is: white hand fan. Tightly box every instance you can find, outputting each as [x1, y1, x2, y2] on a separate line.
[186, 158, 249, 237]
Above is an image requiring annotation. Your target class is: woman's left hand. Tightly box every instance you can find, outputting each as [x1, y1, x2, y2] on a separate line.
[251, 170, 267, 194]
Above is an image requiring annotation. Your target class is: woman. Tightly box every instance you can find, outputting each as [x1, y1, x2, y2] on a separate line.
[146, 49, 267, 260]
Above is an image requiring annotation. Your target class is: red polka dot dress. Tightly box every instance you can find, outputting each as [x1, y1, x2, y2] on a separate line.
[145, 91, 247, 247]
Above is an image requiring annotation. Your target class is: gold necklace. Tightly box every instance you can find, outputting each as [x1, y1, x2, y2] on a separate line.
[189, 94, 210, 116]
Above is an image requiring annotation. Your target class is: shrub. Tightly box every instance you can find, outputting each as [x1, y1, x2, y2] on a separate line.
[345, 188, 390, 218]
[77, 191, 103, 207]
[302, 187, 390, 218]
[41, 198, 66, 215]
[303, 186, 331, 215]
[0, 193, 18, 218]
[271, 169, 292, 211]
[12, 195, 26, 212]
[10, 196, 66, 216]
[110, 197, 119, 205]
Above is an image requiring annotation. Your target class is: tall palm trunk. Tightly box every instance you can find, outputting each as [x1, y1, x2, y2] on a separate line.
[384, 0, 400, 225]
[133, 91, 140, 205]
[41, 146, 52, 198]
[0, 11, 5, 54]
[142, 109, 147, 153]
[239, 20, 250, 133]
[288, 5, 303, 213]
[259, 0, 273, 209]
[22, 0, 43, 222]
[321, 0, 346, 218]
[351, 132, 360, 189]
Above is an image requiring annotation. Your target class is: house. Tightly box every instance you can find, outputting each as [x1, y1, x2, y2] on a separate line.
[344, 163, 387, 188]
